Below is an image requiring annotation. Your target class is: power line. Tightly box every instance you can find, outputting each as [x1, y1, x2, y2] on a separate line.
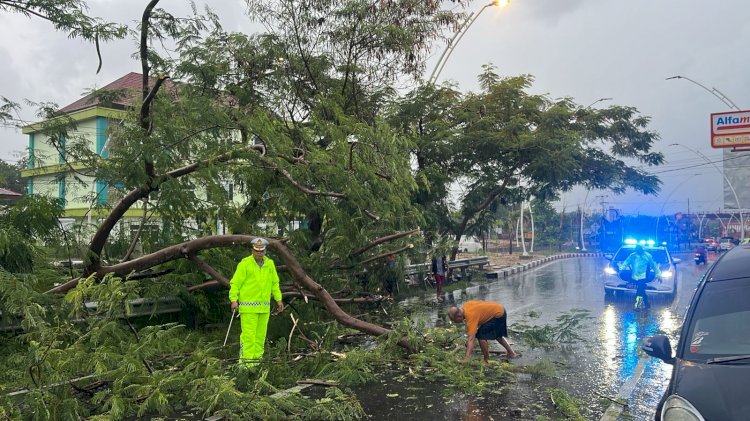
[644, 152, 748, 175]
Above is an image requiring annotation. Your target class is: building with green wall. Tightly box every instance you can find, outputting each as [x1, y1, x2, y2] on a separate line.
[21, 73, 142, 222]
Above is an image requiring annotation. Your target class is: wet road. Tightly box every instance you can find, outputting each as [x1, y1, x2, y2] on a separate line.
[354, 253, 712, 420]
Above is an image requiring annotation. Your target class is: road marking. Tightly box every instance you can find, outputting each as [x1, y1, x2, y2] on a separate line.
[599, 358, 646, 421]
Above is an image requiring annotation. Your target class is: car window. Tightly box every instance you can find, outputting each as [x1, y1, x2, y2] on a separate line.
[647, 250, 668, 264]
[684, 278, 750, 361]
[613, 248, 669, 264]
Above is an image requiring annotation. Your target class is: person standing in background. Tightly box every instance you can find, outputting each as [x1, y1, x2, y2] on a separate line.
[431, 254, 448, 301]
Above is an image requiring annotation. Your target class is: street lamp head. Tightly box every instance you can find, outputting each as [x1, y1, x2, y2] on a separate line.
[585, 97, 613, 108]
[493, 0, 510, 7]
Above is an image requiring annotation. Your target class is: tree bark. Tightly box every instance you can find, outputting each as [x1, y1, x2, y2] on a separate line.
[270, 239, 413, 351]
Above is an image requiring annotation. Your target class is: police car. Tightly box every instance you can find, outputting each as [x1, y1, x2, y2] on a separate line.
[601, 239, 680, 298]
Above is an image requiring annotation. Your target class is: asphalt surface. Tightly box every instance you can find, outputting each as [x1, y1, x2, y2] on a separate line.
[354, 253, 712, 420]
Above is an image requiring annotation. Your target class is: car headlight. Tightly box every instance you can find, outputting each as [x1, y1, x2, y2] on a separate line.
[662, 395, 705, 421]
[660, 270, 673, 279]
[604, 267, 617, 275]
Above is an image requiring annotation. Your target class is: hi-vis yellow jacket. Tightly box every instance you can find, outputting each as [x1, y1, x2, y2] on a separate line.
[228, 255, 282, 314]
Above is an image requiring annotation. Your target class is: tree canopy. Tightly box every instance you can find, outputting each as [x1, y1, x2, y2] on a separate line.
[389, 65, 663, 257]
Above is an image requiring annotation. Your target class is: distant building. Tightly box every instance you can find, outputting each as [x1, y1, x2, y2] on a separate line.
[723, 149, 750, 210]
[19, 73, 247, 240]
[20, 72, 140, 219]
[723, 149, 750, 237]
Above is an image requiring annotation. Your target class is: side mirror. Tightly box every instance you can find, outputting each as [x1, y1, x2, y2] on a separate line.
[604, 253, 614, 260]
[672, 258, 681, 264]
[642, 335, 675, 364]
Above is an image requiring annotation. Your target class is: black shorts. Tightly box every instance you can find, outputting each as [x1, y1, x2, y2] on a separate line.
[476, 313, 508, 340]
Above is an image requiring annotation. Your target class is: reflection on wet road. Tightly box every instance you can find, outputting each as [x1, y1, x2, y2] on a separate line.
[358, 254, 710, 420]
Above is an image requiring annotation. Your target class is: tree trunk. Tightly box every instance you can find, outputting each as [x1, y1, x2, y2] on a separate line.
[270, 240, 413, 351]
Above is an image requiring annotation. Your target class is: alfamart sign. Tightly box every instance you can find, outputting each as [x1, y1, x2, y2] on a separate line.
[711, 110, 750, 148]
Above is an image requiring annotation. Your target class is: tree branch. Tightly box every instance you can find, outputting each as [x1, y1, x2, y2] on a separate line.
[139, 0, 161, 178]
[282, 291, 386, 304]
[87, 186, 152, 272]
[121, 198, 149, 262]
[186, 280, 220, 292]
[140, 0, 160, 102]
[87, 143, 266, 273]
[269, 239, 412, 351]
[337, 244, 414, 269]
[141, 74, 169, 136]
[125, 318, 154, 374]
[187, 253, 230, 287]
[364, 210, 380, 221]
[350, 228, 419, 257]
[450, 184, 507, 260]
[261, 157, 346, 198]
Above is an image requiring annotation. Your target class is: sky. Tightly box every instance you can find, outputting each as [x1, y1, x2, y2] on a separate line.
[1, 0, 749, 217]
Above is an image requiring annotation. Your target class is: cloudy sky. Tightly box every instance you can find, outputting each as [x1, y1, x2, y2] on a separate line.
[1, 0, 749, 216]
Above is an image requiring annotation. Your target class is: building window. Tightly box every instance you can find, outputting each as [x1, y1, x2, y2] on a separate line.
[58, 134, 66, 164]
[58, 175, 66, 205]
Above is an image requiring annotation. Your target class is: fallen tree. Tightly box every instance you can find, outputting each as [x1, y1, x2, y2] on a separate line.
[34, 0, 461, 355]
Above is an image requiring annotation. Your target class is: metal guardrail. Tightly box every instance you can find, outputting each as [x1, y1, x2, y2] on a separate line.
[86, 297, 184, 317]
[404, 256, 490, 285]
[404, 256, 490, 275]
[404, 262, 430, 277]
[0, 297, 184, 333]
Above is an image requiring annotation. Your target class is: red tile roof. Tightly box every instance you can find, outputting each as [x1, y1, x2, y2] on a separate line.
[60, 72, 155, 113]
[0, 188, 23, 199]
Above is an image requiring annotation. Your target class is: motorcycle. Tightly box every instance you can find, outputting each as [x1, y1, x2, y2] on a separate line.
[694, 247, 707, 265]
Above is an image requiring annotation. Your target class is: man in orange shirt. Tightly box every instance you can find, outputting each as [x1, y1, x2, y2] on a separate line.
[448, 300, 518, 364]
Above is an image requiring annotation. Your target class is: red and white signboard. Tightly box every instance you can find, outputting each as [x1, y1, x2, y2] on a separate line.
[711, 110, 750, 148]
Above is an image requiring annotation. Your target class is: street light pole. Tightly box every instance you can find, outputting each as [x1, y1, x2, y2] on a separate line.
[428, 0, 508, 84]
[666, 75, 740, 111]
[520, 200, 528, 256]
[528, 199, 535, 253]
[670, 143, 744, 241]
[667, 76, 745, 240]
[580, 190, 591, 251]
[697, 212, 707, 239]
[655, 173, 700, 243]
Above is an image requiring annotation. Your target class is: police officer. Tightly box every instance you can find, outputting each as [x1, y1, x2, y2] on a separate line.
[229, 237, 284, 366]
[620, 244, 661, 310]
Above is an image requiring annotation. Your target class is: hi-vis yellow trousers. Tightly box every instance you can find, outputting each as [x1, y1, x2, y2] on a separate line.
[239, 312, 270, 367]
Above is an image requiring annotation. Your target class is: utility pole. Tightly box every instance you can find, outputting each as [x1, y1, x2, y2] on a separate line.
[687, 197, 693, 250]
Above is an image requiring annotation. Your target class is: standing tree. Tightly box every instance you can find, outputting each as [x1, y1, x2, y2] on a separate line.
[0, 158, 26, 193]
[391, 66, 663, 259]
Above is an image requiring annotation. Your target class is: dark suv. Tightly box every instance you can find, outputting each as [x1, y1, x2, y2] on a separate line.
[642, 244, 750, 420]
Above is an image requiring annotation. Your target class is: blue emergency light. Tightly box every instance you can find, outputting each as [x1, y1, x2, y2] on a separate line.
[623, 238, 658, 247]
